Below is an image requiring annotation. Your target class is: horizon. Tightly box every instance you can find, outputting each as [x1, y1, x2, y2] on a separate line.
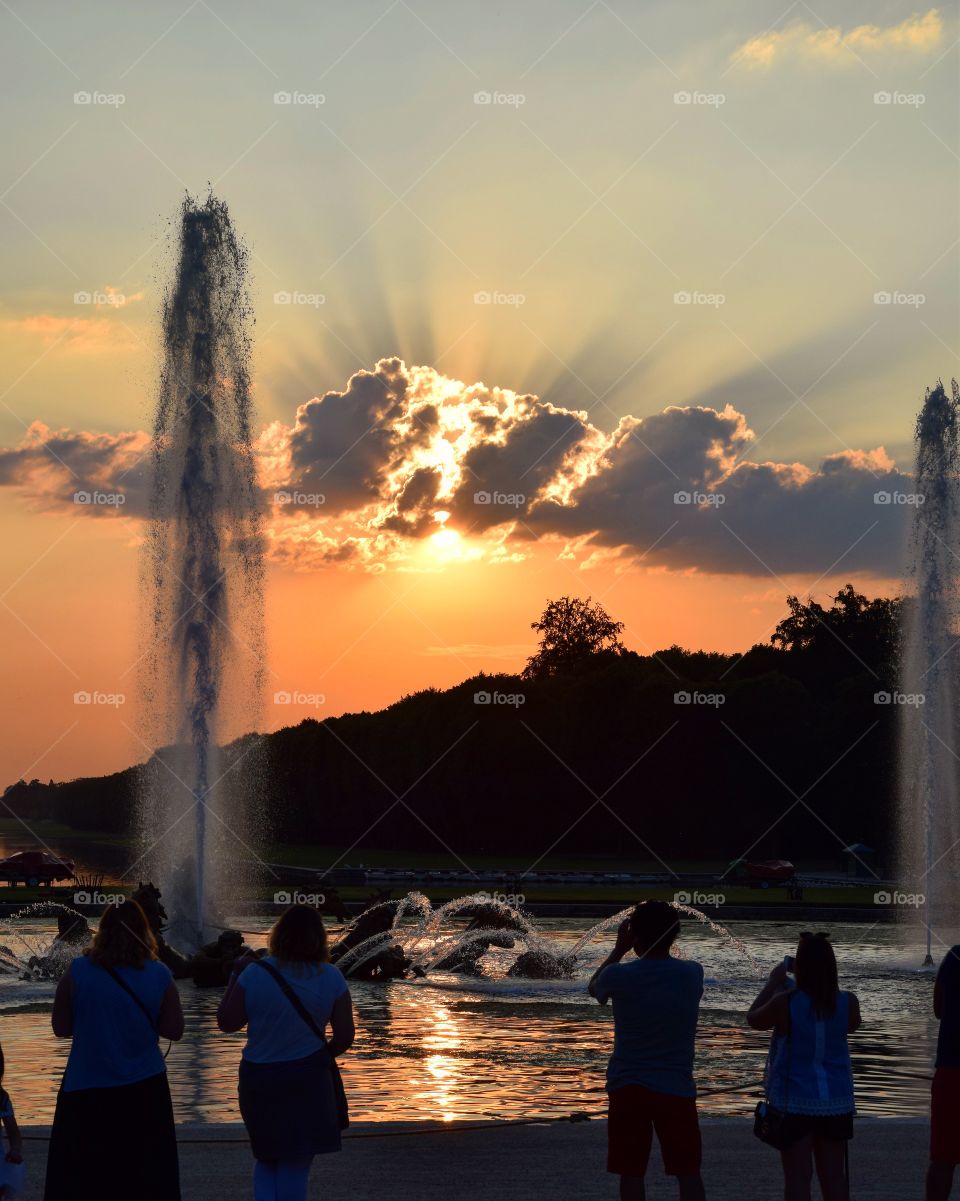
[9, 577, 898, 789]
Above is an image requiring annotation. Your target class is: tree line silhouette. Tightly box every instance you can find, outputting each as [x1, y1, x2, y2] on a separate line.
[5, 586, 902, 866]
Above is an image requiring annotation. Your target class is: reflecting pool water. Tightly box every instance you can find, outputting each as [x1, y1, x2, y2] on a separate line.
[0, 916, 936, 1124]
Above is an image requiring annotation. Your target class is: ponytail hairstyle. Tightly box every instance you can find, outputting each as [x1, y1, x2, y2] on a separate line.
[794, 930, 839, 1017]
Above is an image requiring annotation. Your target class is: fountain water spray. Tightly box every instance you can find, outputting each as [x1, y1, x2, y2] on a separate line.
[0, 902, 91, 979]
[900, 380, 960, 965]
[139, 194, 265, 947]
[331, 891, 760, 979]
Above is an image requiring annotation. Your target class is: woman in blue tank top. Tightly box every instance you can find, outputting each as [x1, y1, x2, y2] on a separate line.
[748, 932, 861, 1201]
[44, 900, 185, 1201]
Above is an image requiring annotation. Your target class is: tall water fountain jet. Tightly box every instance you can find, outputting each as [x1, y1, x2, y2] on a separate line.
[138, 194, 265, 948]
[900, 379, 960, 965]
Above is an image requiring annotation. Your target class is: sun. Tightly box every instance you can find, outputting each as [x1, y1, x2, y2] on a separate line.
[429, 510, 461, 557]
[431, 527, 461, 551]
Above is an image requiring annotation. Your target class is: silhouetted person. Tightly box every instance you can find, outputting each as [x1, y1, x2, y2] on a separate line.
[748, 932, 860, 1201]
[589, 901, 706, 1201]
[0, 1042, 24, 1198]
[44, 900, 185, 1201]
[927, 945, 960, 1200]
[218, 904, 355, 1201]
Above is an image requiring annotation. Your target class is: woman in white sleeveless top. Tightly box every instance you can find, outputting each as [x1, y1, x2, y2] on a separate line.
[748, 932, 861, 1201]
[218, 904, 355, 1201]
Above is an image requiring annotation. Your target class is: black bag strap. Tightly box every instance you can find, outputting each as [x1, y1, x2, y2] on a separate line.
[250, 958, 328, 1045]
[98, 963, 158, 1032]
[783, 990, 792, 1110]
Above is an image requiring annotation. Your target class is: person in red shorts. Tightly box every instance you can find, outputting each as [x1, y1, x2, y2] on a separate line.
[589, 900, 706, 1201]
[928, 945, 960, 1200]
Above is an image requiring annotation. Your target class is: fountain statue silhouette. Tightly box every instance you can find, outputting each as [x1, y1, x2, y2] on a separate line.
[0, 892, 757, 989]
[326, 892, 760, 981]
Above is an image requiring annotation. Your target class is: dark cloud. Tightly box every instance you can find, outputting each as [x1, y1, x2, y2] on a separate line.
[441, 402, 593, 535]
[287, 357, 412, 511]
[0, 422, 150, 516]
[378, 466, 443, 536]
[0, 361, 917, 577]
[526, 409, 909, 575]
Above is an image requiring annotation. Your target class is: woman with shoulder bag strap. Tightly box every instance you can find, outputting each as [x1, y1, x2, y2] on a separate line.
[218, 904, 355, 1201]
[45, 900, 185, 1201]
[748, 932, 861, 1201]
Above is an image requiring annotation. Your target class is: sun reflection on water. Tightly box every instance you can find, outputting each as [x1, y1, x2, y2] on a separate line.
[421, 1002, 464, 1122]
[0, 916, 937, 1124]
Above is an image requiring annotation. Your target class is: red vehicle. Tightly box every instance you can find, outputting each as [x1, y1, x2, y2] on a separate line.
[729, 858, 795, 886]
[0, 851, 75, 887]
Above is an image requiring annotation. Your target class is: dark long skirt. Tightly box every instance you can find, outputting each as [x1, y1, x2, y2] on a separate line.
[239, 1049, 341, 1160]
[44, 1071, 180, 1201]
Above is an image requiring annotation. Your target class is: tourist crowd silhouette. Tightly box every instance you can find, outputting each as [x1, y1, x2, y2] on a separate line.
[0, 898, 956, 1201]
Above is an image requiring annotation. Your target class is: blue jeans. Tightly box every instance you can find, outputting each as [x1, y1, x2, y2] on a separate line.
[253, 1156, 313, 1201]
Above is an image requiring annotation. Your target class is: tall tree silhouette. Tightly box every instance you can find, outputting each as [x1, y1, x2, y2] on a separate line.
[522, 596, 625, 679]
[772, 584, 901, 680]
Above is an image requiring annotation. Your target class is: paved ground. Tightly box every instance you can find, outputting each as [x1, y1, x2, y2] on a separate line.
[17, 1117, 930, 1199]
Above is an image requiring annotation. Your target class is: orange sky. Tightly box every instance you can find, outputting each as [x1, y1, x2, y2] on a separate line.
[0, 1, 954, 785]
[0, 486, 900, 785]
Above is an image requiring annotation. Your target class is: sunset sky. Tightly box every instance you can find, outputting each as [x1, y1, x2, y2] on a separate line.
[0, 1, 957, 786]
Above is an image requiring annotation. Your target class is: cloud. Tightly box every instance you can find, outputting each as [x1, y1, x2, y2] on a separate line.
[285, 357, 418, 512]
[90, 286, 145, 308]
[0, 422, 150, 514]
[734, 8, 943, 68]
[264, 519, 372, 572]
[4, 313, 141, 354]
[0, 360, 918, 578]
[526, 421, 908, 575]
[270, 362, 914, 577]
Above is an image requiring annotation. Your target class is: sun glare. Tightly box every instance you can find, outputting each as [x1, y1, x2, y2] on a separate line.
[431, 528, 460, 551]
[429, 510, 462, 558]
